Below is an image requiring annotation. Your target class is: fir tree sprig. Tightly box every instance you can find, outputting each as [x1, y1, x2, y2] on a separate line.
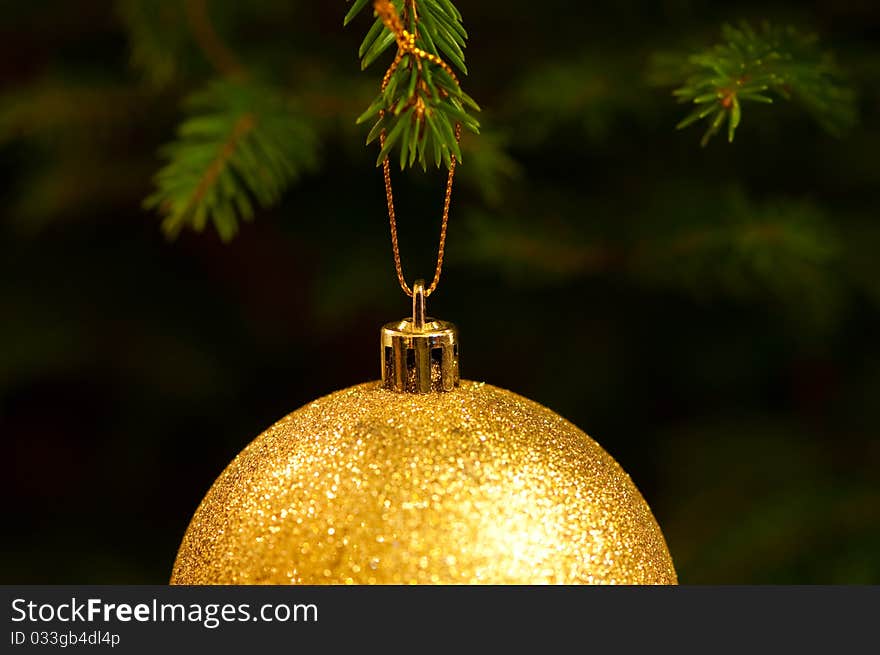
[145, 80, 317, 241]
[672, 22, 856, 146]
[346, 0, 480, 170]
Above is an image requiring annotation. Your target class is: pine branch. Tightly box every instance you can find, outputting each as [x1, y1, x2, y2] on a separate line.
[145, 80, 318, 241]
[669, 22, 857, 146]
[345, 0, 480, 170]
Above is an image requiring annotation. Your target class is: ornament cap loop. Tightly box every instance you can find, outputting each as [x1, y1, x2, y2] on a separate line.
[381, 284, 459, 394]
[412, 279, 426, 329]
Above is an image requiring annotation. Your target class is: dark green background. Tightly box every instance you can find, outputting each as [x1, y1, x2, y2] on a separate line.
[1, 0, 878, 583]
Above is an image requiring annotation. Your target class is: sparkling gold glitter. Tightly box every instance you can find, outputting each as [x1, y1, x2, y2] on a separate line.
[171, 381, 677, 584]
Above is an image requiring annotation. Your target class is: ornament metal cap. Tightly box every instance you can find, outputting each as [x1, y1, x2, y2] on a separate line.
[381, 279, 459, 393]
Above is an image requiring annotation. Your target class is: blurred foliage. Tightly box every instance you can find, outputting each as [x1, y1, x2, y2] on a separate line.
[510, 53, 647, 145]
[658, 419, 880, 583]
[117, 0, 192, 89]
[464, 188, 841, 324]
[146, 79, 318, 241]
[657, 22, 856, 145]
[0, 0, 879, 584]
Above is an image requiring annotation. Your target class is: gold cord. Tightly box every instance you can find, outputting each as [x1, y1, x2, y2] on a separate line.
[374, 0, 462, 298]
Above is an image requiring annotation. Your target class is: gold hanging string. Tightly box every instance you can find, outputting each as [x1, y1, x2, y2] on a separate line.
[374, 0, 462, 298]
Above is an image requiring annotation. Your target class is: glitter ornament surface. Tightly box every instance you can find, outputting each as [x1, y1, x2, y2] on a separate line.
[171, 381, 677, 584]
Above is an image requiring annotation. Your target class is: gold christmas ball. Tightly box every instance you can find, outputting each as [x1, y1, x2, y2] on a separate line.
[171, 380, 676, 584]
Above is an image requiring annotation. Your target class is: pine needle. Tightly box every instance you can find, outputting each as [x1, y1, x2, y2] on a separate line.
[345, 0, 480, 170]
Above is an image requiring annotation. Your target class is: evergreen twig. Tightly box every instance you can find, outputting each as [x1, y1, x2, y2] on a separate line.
[670, 22, 856, 145]
[346, 0, 480, 170]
